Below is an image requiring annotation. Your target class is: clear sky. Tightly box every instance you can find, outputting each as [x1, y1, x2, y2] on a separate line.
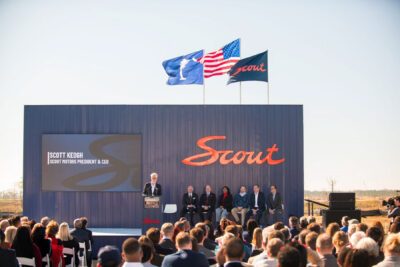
[0, 0, 399, 191]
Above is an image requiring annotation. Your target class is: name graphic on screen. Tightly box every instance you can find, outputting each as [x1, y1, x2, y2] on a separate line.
[42, 134, 141, 192]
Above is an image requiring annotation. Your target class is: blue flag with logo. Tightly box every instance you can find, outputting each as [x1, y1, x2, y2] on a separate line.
[227, 51, 268, 84]
[162, 50, 204, 85]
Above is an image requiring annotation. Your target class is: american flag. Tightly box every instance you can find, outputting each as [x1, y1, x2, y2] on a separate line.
[198, 39, 240, 79]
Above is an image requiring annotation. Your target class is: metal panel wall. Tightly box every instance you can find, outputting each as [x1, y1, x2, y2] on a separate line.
[23, 105, 303, 227]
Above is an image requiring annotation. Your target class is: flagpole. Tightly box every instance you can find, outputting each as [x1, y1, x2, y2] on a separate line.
[267, 49, 270, 104]
[239, 82, 242, 104]
[202, 49, 205, 105]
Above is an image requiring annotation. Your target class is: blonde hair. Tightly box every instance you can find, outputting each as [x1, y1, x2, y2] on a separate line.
[56, 222, 72, 241]
[252, 227, 262, 250]
[4, 226, 17, 244]
[383, 233, 400, 255]
[332, 231, 349, 248]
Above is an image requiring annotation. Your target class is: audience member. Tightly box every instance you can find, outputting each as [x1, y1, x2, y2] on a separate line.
[146, 227, 174, 256]
[340, 216, 350, 233]
[316, 233, 338, 267]
[374, 233, 400, 267]
[0, 220, 9, 232]
[4, 226, 17, 248]
[161, 232, 209, 267]
[190, 227, 214, 258]
[40, 217, 50, 228]
[97, 245, 121, 267]
[70, 218, 92, 266]
[288, 216, 300, 238]
[223, 238, 246, 267]
[278, 245, 300, 267]
[31, 223, 51, 264]
[57, 222, 80, 266]
[0, 229, 18, 267]
[121, 238, 143, 267]
[332, 231, 349, 256]
[11, 226, 42, 267]
[159, 223, 176, 252]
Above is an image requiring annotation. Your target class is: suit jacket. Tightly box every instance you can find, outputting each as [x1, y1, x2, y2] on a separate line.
[161, 249, 209, 267]
[217, 193, 233, 212]
[182, 192, 199, 211]
[155, 243, 174, 256]
[224, 262, 247, 267]
[249, 192, 266, 211]
[267, 192, 283, 210]
[70, 228, 91, 251]
[199, 192, 217, 211]
[143, 182, 162, 196]
[0, 247, 19, 267]
[159, 238, 177, 253]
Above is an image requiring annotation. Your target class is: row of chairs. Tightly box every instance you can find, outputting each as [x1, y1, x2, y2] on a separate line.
[16, 242, 90, 267]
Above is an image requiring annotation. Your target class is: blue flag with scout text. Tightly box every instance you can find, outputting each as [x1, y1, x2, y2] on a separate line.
[227, 51, 268, 84]
[162, 50, 204, 85]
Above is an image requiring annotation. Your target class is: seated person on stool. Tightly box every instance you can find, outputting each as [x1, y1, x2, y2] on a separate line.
[231, 185, 250, 226]
[199, 185, 216, 222]
[180, 185, 198, 226]
[245, 184, 266, 227]
[267, 184, 283, 224]
[215, 186, 233, 223]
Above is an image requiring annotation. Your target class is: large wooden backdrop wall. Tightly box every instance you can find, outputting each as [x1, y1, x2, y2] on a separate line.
[23, 105, 303, 228]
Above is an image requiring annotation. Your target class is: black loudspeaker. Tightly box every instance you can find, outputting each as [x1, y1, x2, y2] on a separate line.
[321, 209, 361, 228]
[329, 192, 355, 210]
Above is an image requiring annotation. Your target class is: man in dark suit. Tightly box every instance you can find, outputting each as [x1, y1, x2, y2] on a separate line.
[223, 238, 247, 267]
[180, 185, 198, 226]
[0, 229, 18, 267]
[161, 232, 209, 267]
[267, 184, 283, 224]
[245, 184, 266, 226]
[160, 223, 177, 252]
[142, 172, 162, 196]
[70, 218, 92, 265]
[199, 185, 216, 222]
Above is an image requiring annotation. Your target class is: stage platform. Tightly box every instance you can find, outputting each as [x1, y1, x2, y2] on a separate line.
[89, 228, 142, 257]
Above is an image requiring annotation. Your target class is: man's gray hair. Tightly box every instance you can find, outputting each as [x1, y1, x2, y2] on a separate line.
[355, 237, 379, 257]
[73, 218, 82, 229]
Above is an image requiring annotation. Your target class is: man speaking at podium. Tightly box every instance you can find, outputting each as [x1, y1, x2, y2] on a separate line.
[142, 172, 162, 196]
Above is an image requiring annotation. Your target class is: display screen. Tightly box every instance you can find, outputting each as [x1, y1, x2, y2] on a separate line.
[42, 134, 141, 191]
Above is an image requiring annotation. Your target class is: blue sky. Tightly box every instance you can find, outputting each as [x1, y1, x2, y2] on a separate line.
[0, 0, 399, 191]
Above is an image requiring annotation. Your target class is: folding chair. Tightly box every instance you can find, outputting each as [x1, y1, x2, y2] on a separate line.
[17, 257, 36, 267]
[42, 254, 50, 266]
[63, 247, 75, 267]
[78, 242, 87, 267]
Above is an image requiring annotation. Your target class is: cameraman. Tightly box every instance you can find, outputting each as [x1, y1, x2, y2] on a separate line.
[387, 196, 400, 224]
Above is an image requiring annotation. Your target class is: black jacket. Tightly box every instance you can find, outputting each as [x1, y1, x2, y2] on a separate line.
[0, 248, 19, 267]
[143, 182, 162, 196]
[159, 238, 177, 253]
[199, 192, 217, 211]
[217, 193, 233, 212]
[267, 192, 283, 210]
[182, 192, 199, 211]
[249, 192, 266, 211]
[161, 249, 209, 267]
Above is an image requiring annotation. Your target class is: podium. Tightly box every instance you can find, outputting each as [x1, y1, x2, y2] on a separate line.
[142, 196, 162, 232]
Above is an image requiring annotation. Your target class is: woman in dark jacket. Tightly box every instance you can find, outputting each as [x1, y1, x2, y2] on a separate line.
[31, 223, 51, 266]
[215, 186, 233, 224]
[12, 226, 42, 267]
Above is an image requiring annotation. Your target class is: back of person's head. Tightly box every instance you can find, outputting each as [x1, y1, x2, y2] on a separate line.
[278, 245, 300, 267]
[274, 221, 285, 230]
[298, 229, 310, 245]
[10, 216, 21, 227]
[355, 237, 379, 258]
[337, 246, 352, 266]
[280, 228, 290, 242]
[175, 232, 192, 250]
[267, 238, 284, 258]
[195, 223, 209, 237]
[288, 241, 307, 267]
[366, 226, 384, 245]
[73, 218, 82, 229]
[316, 233, 333, 254]
[57, 222, 72, 241]
[246, 219, 258, 235]
[140, 243, 154, 263]
[224, 238, 244, 261]
[98, 245, 121, 267]
[40, 216, 50, 227]
[389, 222, 400, 234]
[350, 231, 366, 247]
[80, 217, 88, 228]
[326, 222, 340, 237]
[307, 216, 316, 224]
[299, 216, 308, 229]
[190, 227, 204, 244]
[224, 225, 238, 237]
[289, 216, 299, 228]
[12, 226, 33, 257]
[356, 223, 368, 233]
[383, 233, 400, 256]
[122, 238, 142, 262]
[305, 231, 318, 250]
[252, 227, 262, 248]
[332, 230, 349, 249]
[4, 225, 17, 244]
[161, 222, 174, 237]
[268, 230, 285, 243]
[0, 229, 5, 243]
[341, 216, 350, 227]
[190, 236, 199, 252]
[344, 248, 370, 267]
[31, 223, 46, 243]
[46, 220, 59, 238]
[146, 227, 161, 245]
[307, 222, 321, 234]
[0, 219, 10, 232]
